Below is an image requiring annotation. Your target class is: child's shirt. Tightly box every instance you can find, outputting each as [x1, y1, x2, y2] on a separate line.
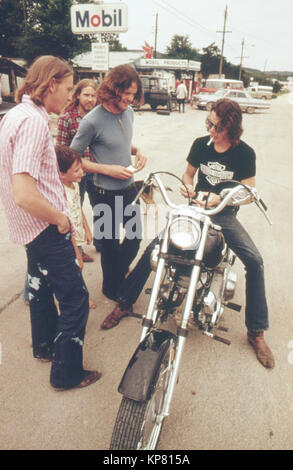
[64, 183, 85, 246]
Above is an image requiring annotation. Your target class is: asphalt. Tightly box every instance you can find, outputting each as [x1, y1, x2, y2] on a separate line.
[1, 96, 293, 451]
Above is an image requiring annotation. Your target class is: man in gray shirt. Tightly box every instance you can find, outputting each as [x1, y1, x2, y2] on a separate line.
[71, 65, 147, 326]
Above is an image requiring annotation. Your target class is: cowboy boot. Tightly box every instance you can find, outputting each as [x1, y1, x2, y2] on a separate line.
[247, 330, 275, 369]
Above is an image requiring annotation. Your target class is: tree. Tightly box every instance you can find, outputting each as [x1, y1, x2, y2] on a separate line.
[0, 0, 93, 63]
[19, 0, 93, 64]
[0, 0, 34, 57]
[101, 33, 127, 51]
[166, 35, 200, 60]
[200, 43, 222, 78]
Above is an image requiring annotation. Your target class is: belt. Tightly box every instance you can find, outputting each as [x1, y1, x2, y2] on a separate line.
[94, 182, 136, 196]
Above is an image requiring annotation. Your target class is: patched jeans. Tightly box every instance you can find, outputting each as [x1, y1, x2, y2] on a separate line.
[211, 207, 269, 331]
[25, 225, 89, 389]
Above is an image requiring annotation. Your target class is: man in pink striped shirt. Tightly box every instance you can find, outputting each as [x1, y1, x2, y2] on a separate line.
[0, 56, 101, 390]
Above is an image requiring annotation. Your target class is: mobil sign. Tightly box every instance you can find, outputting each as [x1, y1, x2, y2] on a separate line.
[71, 2, 128, 34]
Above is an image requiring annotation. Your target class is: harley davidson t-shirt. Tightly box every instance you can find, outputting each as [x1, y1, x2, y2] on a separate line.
[187, 135, 256, 193]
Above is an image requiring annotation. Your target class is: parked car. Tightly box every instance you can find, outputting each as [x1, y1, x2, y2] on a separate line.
[193, 89, 271, 113]
[139, 75, 172, 111]
[247, 85, 273, 100]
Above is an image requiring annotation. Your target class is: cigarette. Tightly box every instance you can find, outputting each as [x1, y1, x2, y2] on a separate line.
[207, 137, 214, 146]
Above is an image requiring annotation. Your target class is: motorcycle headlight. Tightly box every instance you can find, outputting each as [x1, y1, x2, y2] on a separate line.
[169, 217, 201, 250]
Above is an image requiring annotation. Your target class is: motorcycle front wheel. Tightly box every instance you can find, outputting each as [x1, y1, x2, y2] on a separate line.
[110, 341, 174, 450]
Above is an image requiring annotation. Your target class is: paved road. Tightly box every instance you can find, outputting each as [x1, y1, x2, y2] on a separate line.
[0, 95, 293, 450]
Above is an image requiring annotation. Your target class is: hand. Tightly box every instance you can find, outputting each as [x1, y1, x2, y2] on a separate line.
[133, 150, 147, 172]
[180, 183, 196, 199]
[192, 192, 221, 208]
[57, 213, 71, 234]
[77, 255, 84, 271]
[107, 165, 134, 180]
[85, 230, 93, 245]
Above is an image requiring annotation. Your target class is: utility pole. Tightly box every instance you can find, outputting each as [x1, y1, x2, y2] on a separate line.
[237, 39, 248, 80]
[154, 12, 158, 59]
[217, 5, 232, 78]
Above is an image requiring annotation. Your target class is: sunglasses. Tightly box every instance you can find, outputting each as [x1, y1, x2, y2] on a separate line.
[206, 117, 225, 134]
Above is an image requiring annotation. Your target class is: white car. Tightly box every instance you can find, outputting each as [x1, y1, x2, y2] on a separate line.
[194, 89, 271, 113]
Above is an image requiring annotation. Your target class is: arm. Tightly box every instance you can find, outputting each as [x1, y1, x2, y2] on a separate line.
[81, 209, 92, 245]
[131, 145, 147, 172]
[82, 158, 134, 180]
[71, 235, 83, 270]
[241, 176, 255, 187]
[193, 176, 256, 209]
[12, 173, 70, 234]
[238, 176, 255, 205]
[181, 163, 197, 198]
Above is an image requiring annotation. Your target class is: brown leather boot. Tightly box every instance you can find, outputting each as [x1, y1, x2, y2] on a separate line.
[247, 330, 275, 369]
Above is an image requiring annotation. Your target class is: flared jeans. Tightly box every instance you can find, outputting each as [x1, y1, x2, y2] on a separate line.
[25, 225, 89, 389]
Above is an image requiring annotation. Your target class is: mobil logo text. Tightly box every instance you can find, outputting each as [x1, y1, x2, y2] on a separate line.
[70, 2, 128, 34]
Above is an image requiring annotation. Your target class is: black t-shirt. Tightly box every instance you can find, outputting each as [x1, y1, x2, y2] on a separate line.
[187, 135, 256, 193]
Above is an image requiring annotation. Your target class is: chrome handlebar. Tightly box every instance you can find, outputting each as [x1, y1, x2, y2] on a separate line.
[132, 173, 272, 225]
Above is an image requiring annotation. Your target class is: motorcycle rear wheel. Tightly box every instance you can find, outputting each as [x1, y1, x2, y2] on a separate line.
[110, 343, 174, 450]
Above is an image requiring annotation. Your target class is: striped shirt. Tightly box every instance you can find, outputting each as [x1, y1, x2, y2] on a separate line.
[0, 95, 72, 245]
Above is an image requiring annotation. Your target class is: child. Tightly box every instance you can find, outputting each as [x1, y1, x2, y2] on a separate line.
[55, 144, 96, 309]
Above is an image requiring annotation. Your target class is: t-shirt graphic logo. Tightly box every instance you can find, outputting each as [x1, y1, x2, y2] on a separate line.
[200, 161, 234, 186]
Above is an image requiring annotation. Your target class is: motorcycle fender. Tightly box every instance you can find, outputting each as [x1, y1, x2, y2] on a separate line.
[118, 330, 174, 402]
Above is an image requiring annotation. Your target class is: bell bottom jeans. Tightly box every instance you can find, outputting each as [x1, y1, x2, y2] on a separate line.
[25, 225, 89, 389]
[93, 185, 141, 299]
[211, 207, 269, 332]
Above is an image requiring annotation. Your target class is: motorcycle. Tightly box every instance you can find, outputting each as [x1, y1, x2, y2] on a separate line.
[109, 171, 271, 450]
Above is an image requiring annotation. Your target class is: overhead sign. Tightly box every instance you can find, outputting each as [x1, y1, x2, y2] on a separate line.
[71, 3, 128, 34]
[92, 42, 109, 71]
[138, 58, 201, 71]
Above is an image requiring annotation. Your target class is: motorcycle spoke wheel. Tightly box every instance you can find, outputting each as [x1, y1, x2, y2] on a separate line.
[110, 344, 174, 450]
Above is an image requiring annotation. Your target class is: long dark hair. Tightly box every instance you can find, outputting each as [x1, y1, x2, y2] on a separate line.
[211, 98, 243, 147]
[97, 64, 144, 106]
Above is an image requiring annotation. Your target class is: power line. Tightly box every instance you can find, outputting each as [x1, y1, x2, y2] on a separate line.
[152, 0, 214, 36]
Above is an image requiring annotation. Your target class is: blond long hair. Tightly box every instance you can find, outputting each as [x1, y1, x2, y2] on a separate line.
[15, 55, 73, 106]
[63, 78, 99, 113]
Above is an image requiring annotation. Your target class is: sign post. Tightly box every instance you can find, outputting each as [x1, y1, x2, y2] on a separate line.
[92, 42, 109, 72]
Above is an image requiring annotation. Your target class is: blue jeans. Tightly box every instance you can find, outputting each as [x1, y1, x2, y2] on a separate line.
[79, 173, 102, 251]
[211, 207, 269, 331]
[117, 208, 269, 332]
[93, 184, 142, 299]
[117, 238, 158, 306]
[25, 225, 90, 389]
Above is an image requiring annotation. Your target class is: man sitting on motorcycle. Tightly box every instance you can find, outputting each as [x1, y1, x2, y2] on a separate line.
[101, 98, 274, 370]
[181, 98, 274, 369]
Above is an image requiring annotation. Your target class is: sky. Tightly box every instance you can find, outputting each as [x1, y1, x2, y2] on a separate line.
[115, 0, 293, 72]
